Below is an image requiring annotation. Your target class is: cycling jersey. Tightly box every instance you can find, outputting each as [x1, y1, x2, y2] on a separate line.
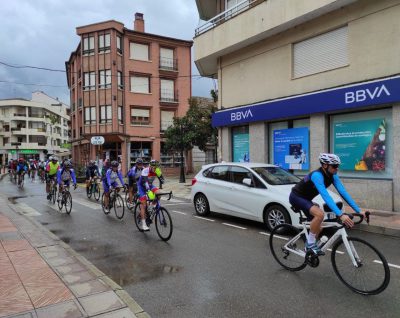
[105, 169, 125, 187]
[86, 165, 100, 179]
[137, 167, 157, 190]
[46, 162, 60, 176]
[127, 166, 142, 181]
[292, 167, 360, 216]
[16, 163, 28, 174]
[57, 168, 77, 185]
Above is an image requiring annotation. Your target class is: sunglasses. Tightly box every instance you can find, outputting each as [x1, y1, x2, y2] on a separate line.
[330, 164, 340, 169]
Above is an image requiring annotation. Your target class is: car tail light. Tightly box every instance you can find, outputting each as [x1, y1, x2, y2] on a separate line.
[191, 178, 197, 186]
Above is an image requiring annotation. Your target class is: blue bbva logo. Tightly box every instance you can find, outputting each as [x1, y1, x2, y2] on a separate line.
[345, 84, 390, 104]
[230, 109, 253, 122]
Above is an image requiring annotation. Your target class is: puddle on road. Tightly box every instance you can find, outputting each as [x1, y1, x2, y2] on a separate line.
[72, 239, 182, 286]
[8, 196, 28, 204]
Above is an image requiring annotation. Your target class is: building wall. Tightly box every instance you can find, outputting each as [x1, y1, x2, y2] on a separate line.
[219, 0, 400, 108]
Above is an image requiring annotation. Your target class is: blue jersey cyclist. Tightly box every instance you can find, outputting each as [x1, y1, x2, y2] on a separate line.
[137, 159, 160, 231]
[127, 158, 144, 204]
[103, 160, 126, 211]
[290, 153, 366, 255]
[16, 158, 28, 184]
[57, 160, 77, 194]
[85, 160, 100, 195]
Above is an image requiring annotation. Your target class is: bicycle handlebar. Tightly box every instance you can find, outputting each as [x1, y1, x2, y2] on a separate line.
[156, 191, 173, 200]
[338, 211, 370, 227]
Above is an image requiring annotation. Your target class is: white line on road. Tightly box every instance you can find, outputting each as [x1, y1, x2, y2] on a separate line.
[373, 260, 400, 269]
[164, 202, 189, 206]
[259, 232, 270, 236]
[172, 210, 187, 215]
[45, 203, 76, 214]
[222, 223, 247, 230]
[164, 198, 185, 203]
[16, 203, 41, 216]
[327, 248, 344, 254]
[194, 216, 215, 222]
[74, 198, 102, 210]
[274, 235, 289, 241]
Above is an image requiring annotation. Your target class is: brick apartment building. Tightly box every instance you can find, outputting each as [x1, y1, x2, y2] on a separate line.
[66, 13, 192, 174]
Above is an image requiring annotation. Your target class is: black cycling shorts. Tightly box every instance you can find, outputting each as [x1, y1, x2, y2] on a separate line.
[289, 191, 314, 219]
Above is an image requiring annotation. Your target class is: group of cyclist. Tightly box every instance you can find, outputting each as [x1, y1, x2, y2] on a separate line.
[7, 158, 47, 184]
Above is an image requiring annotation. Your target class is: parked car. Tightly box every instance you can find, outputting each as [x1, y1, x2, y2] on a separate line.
[191, 162, 343, 231]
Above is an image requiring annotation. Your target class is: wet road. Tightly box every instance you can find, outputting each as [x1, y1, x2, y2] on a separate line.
[1, 177, 400, 318]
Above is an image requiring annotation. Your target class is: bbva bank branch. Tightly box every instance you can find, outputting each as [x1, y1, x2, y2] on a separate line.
[212, 75, 400, 212]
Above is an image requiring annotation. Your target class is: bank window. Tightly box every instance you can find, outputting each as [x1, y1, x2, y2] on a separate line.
[293, 26, 348, 78]
[100, 105, 112, 124]
[330, 108, 392, 179]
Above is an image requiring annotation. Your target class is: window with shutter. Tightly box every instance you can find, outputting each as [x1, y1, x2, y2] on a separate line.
[131, 107, 150, 125]
[130, 42, 149, 61]
[161, 111, 174, 131]
[131, 76, 150, 93]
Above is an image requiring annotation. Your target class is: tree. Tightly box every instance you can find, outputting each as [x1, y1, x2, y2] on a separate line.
[164, 97, 218, 182]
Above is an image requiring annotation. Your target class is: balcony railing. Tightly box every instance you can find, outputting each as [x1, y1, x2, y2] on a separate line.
[160, 90, 179, 103]
[159, 57, 178, 71]
[195, 0, 260, 36]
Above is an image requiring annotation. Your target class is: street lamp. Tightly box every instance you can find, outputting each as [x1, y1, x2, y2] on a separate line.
[179, 122, 185, 183]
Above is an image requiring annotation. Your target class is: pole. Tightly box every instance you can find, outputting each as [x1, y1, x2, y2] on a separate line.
[179, 123, 185, 183]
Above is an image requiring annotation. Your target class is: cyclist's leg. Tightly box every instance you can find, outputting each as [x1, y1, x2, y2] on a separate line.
[103, 180, 110, 207]
[86, 178, 91, 193]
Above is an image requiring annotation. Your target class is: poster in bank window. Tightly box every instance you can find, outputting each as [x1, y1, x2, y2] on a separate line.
[232, 128, 250, 162]
[334, 119, 386, 171]
[273, 127, 309, 170]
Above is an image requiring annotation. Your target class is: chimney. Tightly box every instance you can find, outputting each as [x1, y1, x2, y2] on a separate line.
[134, 13, 144, 32]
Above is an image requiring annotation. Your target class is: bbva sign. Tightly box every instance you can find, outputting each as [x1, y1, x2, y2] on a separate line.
[345, 84, 391, 104]
[230, 109, 253, 122]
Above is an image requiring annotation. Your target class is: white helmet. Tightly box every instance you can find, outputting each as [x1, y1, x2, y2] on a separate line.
[319, 153, 341, 165]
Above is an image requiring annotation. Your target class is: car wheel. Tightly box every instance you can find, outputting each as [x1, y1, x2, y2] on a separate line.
[264, 205, 290, 232]
[194, 193, 210, 216]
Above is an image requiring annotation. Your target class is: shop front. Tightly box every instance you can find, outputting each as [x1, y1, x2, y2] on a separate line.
[213, 75, 400, 212]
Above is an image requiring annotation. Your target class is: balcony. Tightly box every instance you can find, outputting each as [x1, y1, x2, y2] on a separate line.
[194, 0, 356, 76]
[159, 57, 178, 72]
[159, 90, 179, 104]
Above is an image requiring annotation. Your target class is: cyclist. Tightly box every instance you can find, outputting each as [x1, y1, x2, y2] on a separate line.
[45, 156, 60, 200]
[127, 158, 144, 205]
[16, 158, 28, 185]
[29, 159, 37, 180]
[103, 160, 126, 211]
[137, 159, 160, 231]
[289, 153, 365, 255]
[57, 160, 77, 200]
[85, 160, 100, 195]
[38, 160, 46, 181]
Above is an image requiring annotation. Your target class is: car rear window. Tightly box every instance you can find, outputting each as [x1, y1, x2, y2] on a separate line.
[208, 166, 229, 181]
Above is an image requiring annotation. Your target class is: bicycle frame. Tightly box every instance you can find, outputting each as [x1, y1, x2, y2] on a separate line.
[285, 220, 361, 267]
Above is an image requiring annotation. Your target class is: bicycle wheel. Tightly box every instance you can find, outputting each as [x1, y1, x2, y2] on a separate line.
[57, 193, 64, 210]
[65, 192, 72, 215]
[101, 192, 111, 215]
[94, 184, 101, 201]
[114, 194, 125, 219]
[269, 224, 307, 271]
[133, 203, 144, 232]
[331, 237, 390, 295]
[155, 207, 173, 241]
[87, 184, 92, 199]
[52, 186, 57, 204]
[125, 191, 134, 210]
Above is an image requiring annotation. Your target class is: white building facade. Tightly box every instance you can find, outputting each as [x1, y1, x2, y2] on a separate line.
[194, 0, 400, 212]
[0, 91, 71, 165]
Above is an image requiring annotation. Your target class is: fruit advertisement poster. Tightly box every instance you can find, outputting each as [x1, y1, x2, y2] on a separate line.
[334, 119, 386, 171]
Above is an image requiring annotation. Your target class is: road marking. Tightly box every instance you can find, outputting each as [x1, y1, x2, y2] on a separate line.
[164, 198, 186, 203]
[222, 223, 247, 230]
[274, 235, 289, 241]
[74, 198, 102, 210]
[327, 248, 344, 254]
[164, 202, 189, 206]
[373, 260, 400, 269]
[194, 216, 215, 222]
[15, 203, 41, 216]
[259, 232, 270, 236]
[172, 210, 187, 215]
[45, 203, 76, 214]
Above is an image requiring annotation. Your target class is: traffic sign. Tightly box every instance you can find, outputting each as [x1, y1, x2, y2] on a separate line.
[90, 136, 105, 145]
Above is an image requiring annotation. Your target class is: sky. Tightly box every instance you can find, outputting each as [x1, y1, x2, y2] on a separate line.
[0, 0, 216, 105]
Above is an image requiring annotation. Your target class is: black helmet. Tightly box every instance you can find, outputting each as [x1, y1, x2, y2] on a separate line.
[111, 160, 119, 167]
[136, 158, 143, 164]
[64, 160, 71, 168]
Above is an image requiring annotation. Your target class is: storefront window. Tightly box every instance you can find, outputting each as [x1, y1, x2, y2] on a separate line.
[130, 141, 152, 164]
[160, 142, 183, 167]
[330, 108, 392, 179]
[231, 126, 249, 162]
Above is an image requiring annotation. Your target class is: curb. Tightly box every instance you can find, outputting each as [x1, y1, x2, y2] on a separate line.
[0, 192, 150, 317]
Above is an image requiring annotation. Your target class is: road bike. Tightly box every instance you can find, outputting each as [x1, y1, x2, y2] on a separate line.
[57, 184, 75, 214]
[133, 191, 173, 241]
[47, 177, 57, 204]
[269, 208, 390, 295]
[17, 172, 25, 189]
[125, 189, 139, 210]
[101, 186, 126, 219]
[87, 177, 101, 201]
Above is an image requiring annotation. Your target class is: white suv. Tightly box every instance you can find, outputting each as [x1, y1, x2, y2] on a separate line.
[191, 162, 343, 231]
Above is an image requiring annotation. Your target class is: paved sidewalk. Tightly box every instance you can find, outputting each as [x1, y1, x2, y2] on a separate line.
[0, 193, 149, 318]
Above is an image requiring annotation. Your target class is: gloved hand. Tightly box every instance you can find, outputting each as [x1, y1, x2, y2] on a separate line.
[147, 190, 155, 201]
